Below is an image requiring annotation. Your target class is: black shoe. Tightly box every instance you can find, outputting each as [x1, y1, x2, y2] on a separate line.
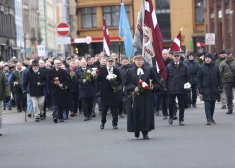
[173, 116, 178, 120]
[226, 110, 233, 114]
[221, 105, 226, 109]
[59, 118, 64, 122]
[53, 118, 58, 123]
[142, 132, 149, 140]
[119, 114, 125, 118]
[100, 123, 105, 129]
[92, 113, 96, 118]
[135, 132, 140, 138]
[113, 125, 118, 130]
[27, 114, 32, 118]
[70, 113, 76, 117]
[211, 119, 216, 124]
[179, 121, 185, 126]
[3, 107, 5, 110]
[40, 115, 45, 120]
[8, 108, 12, 110]
[84, 117, 89, 121]
[168, 118, 173, 125]
[0, 133, 2, 136]
[192, 104, 196, 108]
[163, 115, 167, 120]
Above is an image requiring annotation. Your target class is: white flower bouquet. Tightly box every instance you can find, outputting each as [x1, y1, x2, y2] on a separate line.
[106, 74, 118, 93]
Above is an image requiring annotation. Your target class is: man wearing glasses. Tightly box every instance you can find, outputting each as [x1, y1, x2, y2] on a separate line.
[166, 51, 190, 126]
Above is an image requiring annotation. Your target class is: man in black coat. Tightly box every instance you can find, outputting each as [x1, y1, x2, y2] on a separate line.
[197, 53, 223, 125]
[76, 59, 95, 121]
[23, 60, 47, 122]
[117, 56, 129, 118]
[166, 51, 190, 126]
[48, 59, 71, 123]
[96, 57, 122, 130]
[10, 62, 26, 112]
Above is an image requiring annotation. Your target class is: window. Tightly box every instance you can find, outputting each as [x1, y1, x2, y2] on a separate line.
[81, 7, 96, 28]
[195, 0, 204, 22]
[103, 6, 130, 27]
[156, 0, 171, 40]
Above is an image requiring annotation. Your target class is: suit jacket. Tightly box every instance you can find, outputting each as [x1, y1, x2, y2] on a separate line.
[96, 66, 122, 105]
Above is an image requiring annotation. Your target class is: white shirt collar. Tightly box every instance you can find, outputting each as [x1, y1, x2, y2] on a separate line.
[107, 66, 113, 71]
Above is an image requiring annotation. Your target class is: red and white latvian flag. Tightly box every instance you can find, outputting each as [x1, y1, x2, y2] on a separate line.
[144, 0, 166, 80]
[170, 27, 183, 51]
[103, 17, 110, 56]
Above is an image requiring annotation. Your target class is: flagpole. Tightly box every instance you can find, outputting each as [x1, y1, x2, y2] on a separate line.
[119, 37, 121, 63]
[142, 0, 145, 56]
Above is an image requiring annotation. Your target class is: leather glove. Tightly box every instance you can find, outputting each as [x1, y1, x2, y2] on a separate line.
[219, 89, 223, 94]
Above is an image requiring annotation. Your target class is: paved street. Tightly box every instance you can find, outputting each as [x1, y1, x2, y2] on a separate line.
[1, 102, 235, 168]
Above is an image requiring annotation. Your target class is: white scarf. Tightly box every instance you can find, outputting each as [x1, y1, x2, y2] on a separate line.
[137, 68, 144, 76]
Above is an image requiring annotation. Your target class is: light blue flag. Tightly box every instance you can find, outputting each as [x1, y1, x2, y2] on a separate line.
[119, 3, 134, 60]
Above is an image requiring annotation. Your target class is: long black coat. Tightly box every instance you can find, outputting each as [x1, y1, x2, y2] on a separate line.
[166, 62, 190, 94]
[125, 65, 159, 132]
[48, 68, 71, 107]
[197, 62, 223, 101]
[75, 67, 95, 99]
[22, 68, 47, 97]
[183, 59, 199, 85]
[96, 66, 122, 106]
[118, 65, 129, 102]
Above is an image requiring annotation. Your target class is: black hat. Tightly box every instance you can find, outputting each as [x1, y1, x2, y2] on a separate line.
[220, 50, 225, 54]
[188, 52, 195, 57]
[225, 49, 231, 54]
[32, 60, 39, 66]
[205, 53, 213, 59]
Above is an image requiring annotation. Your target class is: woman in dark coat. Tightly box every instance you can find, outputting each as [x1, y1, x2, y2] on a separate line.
[197, 53, 223, 125]
[125, 55, 160, 140]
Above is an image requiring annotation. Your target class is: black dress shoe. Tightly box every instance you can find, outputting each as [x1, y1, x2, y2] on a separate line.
[113, 125, 118, 130]
[0, 133, 2, 136]
[168, 118, 173, 125]
[84, 117, 89, 121]
[221, 105, 226, 109]
[135, 132, 140, 138]
[27, 114, 32, 118]
[119, 114, 125, 118]
[173, 116, 178, 120]
[8, 108, 12, 110]
[100, 123, 105, 129]
[142, 132, 149, 140]
[53, 118, 58, 123]
[226, 111, 233, 114]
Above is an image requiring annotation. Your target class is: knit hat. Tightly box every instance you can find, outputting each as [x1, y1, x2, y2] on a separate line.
[219, 50, 225, 54]
[205, 53, 213, 59]
[188, 52, 195, 57]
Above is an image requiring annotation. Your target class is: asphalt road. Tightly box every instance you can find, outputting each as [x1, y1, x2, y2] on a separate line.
[1, 102, 235, 168]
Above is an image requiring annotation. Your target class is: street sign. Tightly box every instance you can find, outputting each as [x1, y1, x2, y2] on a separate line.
[37, 45, 46, 57]
[56, 37, 71, 44]
[85, 36, 92, 44]
[57, 22, 70, 36]
[205, 33, 215, 45]
[24, 48, 30, 53]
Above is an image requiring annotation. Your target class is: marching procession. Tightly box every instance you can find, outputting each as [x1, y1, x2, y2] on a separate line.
[0, 48, 234, 140]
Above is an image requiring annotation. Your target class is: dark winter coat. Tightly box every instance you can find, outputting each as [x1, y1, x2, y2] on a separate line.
[22, 68, 47, 97]
[96, 66, 122, 106]
[125, 65, 159, 132]
[183, 59, 199, 84]
[164, 57, 172, 67]
[0, 70, 11, 101]
[166, 62, 190, 94]
[48, 68, 72, 107]
[67, 67, 78, 93]
[219, 58, 235, 83]
[75, 67, 95, 99]
[197, 62, 222, 101]
[10, 69, 24, 92]
[118, 64, 129, 101]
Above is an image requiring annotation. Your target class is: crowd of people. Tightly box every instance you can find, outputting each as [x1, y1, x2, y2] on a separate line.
[0, 48, 234, 139]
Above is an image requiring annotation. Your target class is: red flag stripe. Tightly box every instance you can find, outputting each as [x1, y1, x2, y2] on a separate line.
[103, 18, 110, 56]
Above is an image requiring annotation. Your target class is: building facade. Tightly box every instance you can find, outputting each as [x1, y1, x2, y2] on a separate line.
[204, 0, 235, 56]
[15, 0, 24, 59]
[22, 0, 41, 58]
[38, 0, 57, 57]
[0, 0, 17, 61]
[72, 0, 205, 56]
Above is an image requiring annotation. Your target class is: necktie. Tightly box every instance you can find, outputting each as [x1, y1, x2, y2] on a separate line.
[109, 68, 111, 71]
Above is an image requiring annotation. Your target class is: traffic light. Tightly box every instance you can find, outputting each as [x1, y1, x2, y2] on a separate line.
[75, 47, 79, 54]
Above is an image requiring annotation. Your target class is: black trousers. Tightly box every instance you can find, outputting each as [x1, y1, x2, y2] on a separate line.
[15, 90, 26, 111]
[70, 92, 78, 113]
[82, 97, 94, 117]
[53, 105, 63, 119]
[161, 94, 169, 116]
[168, 94, 185, 121]
[78, 99, 83, 112]
[118, 100, 124, 115]
[101, 105, 118, 126]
